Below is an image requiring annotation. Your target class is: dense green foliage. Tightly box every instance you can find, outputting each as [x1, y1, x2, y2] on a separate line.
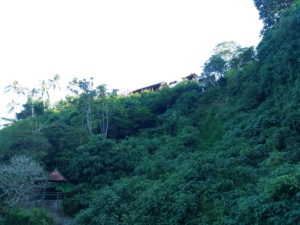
[7, 208, 54, 225]
[254, 0, 298, 34]
[2, 1, 300, 224]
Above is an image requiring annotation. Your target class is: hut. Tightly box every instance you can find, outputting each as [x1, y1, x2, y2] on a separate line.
[43, 169, 67, 200]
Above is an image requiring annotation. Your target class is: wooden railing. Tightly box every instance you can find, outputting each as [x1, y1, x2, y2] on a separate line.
[42, 192, 63, 200]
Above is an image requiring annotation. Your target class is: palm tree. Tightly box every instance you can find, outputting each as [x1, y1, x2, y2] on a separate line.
[27, 88, 39, 117]
[27, 88, 39, 99]
[48, 74, 61, 104]
[66, 77, 79, 95]
[4, 80, 27, 100]
[48, 74, 61, 91]
[38, 80, 50, 106]
[7, 100, 20, 114]
[0, 117, 17, 127]
[5, 80, 27, 116]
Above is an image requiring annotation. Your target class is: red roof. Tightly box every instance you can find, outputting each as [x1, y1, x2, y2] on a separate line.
[48, 168, 67, 182]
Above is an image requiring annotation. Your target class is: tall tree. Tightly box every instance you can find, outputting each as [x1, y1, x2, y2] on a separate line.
[4, 80, 26, 99]
[156, 84, 175, 110]
[6, 100, 20, 114]
[202, 41, 255, 84]
[202, 42, 240, 81]
[27, 88, 39, 117]
[213, 41, 240, 61]
[48, 74, 61, 91]
[66, 77, 79, 96]
[79, 77, 96, 135]
[95, 84, 115, 139]
[4, 80, 27, 113]
[202, 54, 227, 80]
[48, 74, 61, 104]
[38, 79, 50, 106]
[254, 0, 297, 34]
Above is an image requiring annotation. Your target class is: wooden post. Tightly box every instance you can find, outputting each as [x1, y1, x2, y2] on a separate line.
[43, 187, 46, 200]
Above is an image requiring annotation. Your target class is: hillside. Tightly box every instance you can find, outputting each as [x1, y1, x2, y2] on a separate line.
[1, 1, 300, 224]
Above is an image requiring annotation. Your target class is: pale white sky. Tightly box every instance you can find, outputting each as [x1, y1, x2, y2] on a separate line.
[0, 0, 263, 122]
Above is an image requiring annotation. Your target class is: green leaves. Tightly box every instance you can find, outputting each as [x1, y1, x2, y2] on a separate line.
[0, 119, 50, 161]
[52, 182, 77, 194]
[202, 42, 256, 87]
[254, 0, 297, 34]
[7, 208, 54, 225]
[4, 8, 300, 223]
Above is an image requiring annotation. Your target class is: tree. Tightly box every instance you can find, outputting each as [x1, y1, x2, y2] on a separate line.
[7, 207, 54, 225]
[48, 74, 61, 104]
[66, 77, 79, 96]
[4, 80, 27, 114]
[48, 74, 61, 91]
[0, 119, 50, 161]
[213, 41, 240, 61]
[6, 100, 20, 114]
[95, 85, 116, 139]
[202, 42, 241, 81]
[254, 0, 297, 34]
[27, 88, 39, 117]
[202, 42, 255, 85]
[4, 80, 26, 99]
[97, 101, 110, 139]
[228, 46, 256, 70]
[78, 78, 96, 135]
[203, 54, 227, 80]
[38, 79, 50, 106]
[0, 155, 49, 208]
[156, 84, 175, 110]
[0, 117, 17, 128]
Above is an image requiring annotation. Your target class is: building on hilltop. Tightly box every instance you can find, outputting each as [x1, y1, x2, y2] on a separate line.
[182, 73, 198, 81]
[131, 82, 167, 94]
[130, 72, 215, 94]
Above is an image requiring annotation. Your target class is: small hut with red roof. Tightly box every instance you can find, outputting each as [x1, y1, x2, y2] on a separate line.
[43, 168, 67, 200]
[48, 168, 68, 183]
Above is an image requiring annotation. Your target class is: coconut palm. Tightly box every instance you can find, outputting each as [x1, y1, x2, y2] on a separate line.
[27, 88, 39, 99]
[0, 117, 17, 127]
[48, 74, 61, 91]
[66, 77, 79, 95]
[5, 80, 23, 95]
[48, 74, 61, 104]
[7, 100, 20, 114]
[5, 80, 27, 116]
[38, 79, 50, 106]
[27, 88, 39, 117]
[4, 80, 27, 100]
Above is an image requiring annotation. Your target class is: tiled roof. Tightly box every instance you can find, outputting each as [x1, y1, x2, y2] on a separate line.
[47, 168, 67, 182]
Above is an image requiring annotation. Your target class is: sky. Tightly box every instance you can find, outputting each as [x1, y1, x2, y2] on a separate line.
[0, 0, 263, 124]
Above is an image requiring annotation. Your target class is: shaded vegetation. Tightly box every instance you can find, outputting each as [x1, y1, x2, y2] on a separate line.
[2, 1, 300, 224]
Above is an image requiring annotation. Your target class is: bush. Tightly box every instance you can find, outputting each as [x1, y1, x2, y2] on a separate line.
[7, 207, 54, 225]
